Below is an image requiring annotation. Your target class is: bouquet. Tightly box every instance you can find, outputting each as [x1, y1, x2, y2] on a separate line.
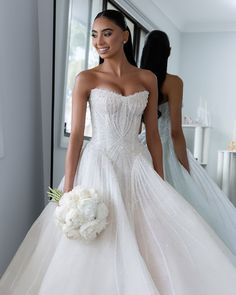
[48, 185, 109, 241]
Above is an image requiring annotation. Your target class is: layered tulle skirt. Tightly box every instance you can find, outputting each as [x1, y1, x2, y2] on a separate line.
[1, 142, 236, 294]
[161, 135, 236, 261]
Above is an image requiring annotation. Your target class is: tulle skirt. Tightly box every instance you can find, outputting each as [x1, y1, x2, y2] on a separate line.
[1, 142, 236, 294]
[161, 137, 236, 260]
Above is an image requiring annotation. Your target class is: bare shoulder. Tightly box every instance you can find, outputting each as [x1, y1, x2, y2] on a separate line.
[163, 74, 183, 106]
[75, 68, 98, 85]
[137, 68, 157, 88]
[138, 68, 156, 80]
[74, 68, 99, 97]
[166, 73, 183, 89]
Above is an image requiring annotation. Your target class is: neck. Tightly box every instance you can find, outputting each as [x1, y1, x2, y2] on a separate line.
[101, 54, 131, 77]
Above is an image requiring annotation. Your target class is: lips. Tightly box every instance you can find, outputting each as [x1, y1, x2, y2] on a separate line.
[97, 47, 109, 54]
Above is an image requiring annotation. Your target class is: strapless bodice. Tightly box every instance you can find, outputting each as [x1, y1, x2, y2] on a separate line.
[88, 88, 149, 158]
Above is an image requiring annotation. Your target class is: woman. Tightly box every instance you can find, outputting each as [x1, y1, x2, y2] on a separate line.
[1, 11, 236, 295]
[140, 30, 236, 258]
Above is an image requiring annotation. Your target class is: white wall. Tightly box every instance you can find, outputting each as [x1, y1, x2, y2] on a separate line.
[0, 0, 53, 275]
[120, 0, 181, 72]
[180, 32, 236, 184]
[38, 0, 54, 199]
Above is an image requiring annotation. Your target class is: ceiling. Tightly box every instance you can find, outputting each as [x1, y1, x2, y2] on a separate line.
[151, 0, 236, 32]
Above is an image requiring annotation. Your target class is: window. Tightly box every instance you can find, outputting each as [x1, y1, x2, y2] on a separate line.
[63, 0, 102, 139]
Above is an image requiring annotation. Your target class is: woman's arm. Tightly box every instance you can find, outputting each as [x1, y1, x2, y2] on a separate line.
[143, 71, 164, 179]
[168, 76, 190, 173]
[63, 73, 90, 192]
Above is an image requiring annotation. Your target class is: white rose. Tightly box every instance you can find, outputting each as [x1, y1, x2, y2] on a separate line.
[96, 203, 109, 220]
[66, 230, 81, 239]
[59, 191, 75, 207]
[88, 188, 97, 197]
[72, 186, 90, 199]
[78, 198, 98, 221]
[62, 225, 80, 239]
[95, 219, 107, 233]
[79, 220, 99, 240]
[80, 190, 93, 200]
[65, 208, 81, 227]
[54, 185, 108, 240]
[55, 205, 68, 224]
[79, 219, 107, 241]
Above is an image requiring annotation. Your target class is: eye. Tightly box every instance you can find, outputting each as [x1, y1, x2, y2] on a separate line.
[91, 32, 97, 38]
[103, 30, 112, 37]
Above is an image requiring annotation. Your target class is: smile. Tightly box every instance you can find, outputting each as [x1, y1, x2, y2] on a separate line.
[97, 47, 109, 54]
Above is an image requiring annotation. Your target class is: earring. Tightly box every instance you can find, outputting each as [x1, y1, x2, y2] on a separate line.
[123, 41, 126, 44]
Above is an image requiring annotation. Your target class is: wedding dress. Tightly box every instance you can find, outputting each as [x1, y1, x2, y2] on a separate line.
[140, 101, 236, 261]
[1, 88, 236, 295]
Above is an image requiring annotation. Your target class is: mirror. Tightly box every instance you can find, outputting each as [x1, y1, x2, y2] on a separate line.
[53, 0, 236, 204]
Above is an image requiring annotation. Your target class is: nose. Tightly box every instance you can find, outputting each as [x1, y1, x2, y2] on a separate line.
[96, 34, 105, 47]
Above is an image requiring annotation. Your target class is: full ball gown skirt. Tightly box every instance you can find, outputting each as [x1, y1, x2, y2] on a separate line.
[140, 101, 236, 262]
[0, 89, 236, 295]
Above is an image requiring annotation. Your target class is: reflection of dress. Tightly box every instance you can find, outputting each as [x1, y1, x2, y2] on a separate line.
[1, 89, 236, 295]
[140, 101, 236, 261]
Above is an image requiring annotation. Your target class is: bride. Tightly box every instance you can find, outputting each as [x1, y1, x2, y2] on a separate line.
[0, 9, 236, 295]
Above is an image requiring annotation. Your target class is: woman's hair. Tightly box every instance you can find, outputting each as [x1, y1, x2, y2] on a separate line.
[94, 9, 137, 66]
[140, 30, 170, 104]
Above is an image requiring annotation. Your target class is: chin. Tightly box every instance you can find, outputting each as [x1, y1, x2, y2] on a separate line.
[99, 53, 109, 59]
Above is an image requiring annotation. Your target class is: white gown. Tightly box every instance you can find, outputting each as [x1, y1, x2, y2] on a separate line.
[140, 101, 236, 261]
[1, 88, 236, 295]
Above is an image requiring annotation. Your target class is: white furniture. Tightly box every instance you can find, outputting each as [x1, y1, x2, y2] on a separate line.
[217, 150, 236, 205]
[182, 124, 211, 165]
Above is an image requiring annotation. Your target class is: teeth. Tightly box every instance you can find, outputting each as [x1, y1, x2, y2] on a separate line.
[98, 47, 109, 53]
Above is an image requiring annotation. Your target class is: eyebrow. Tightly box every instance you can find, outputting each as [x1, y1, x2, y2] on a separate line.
[92, 28, 114, 33]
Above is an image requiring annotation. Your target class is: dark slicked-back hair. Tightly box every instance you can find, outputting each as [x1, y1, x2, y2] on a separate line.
[95, 9, 137, 66]
[140, 30, 170, 104]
